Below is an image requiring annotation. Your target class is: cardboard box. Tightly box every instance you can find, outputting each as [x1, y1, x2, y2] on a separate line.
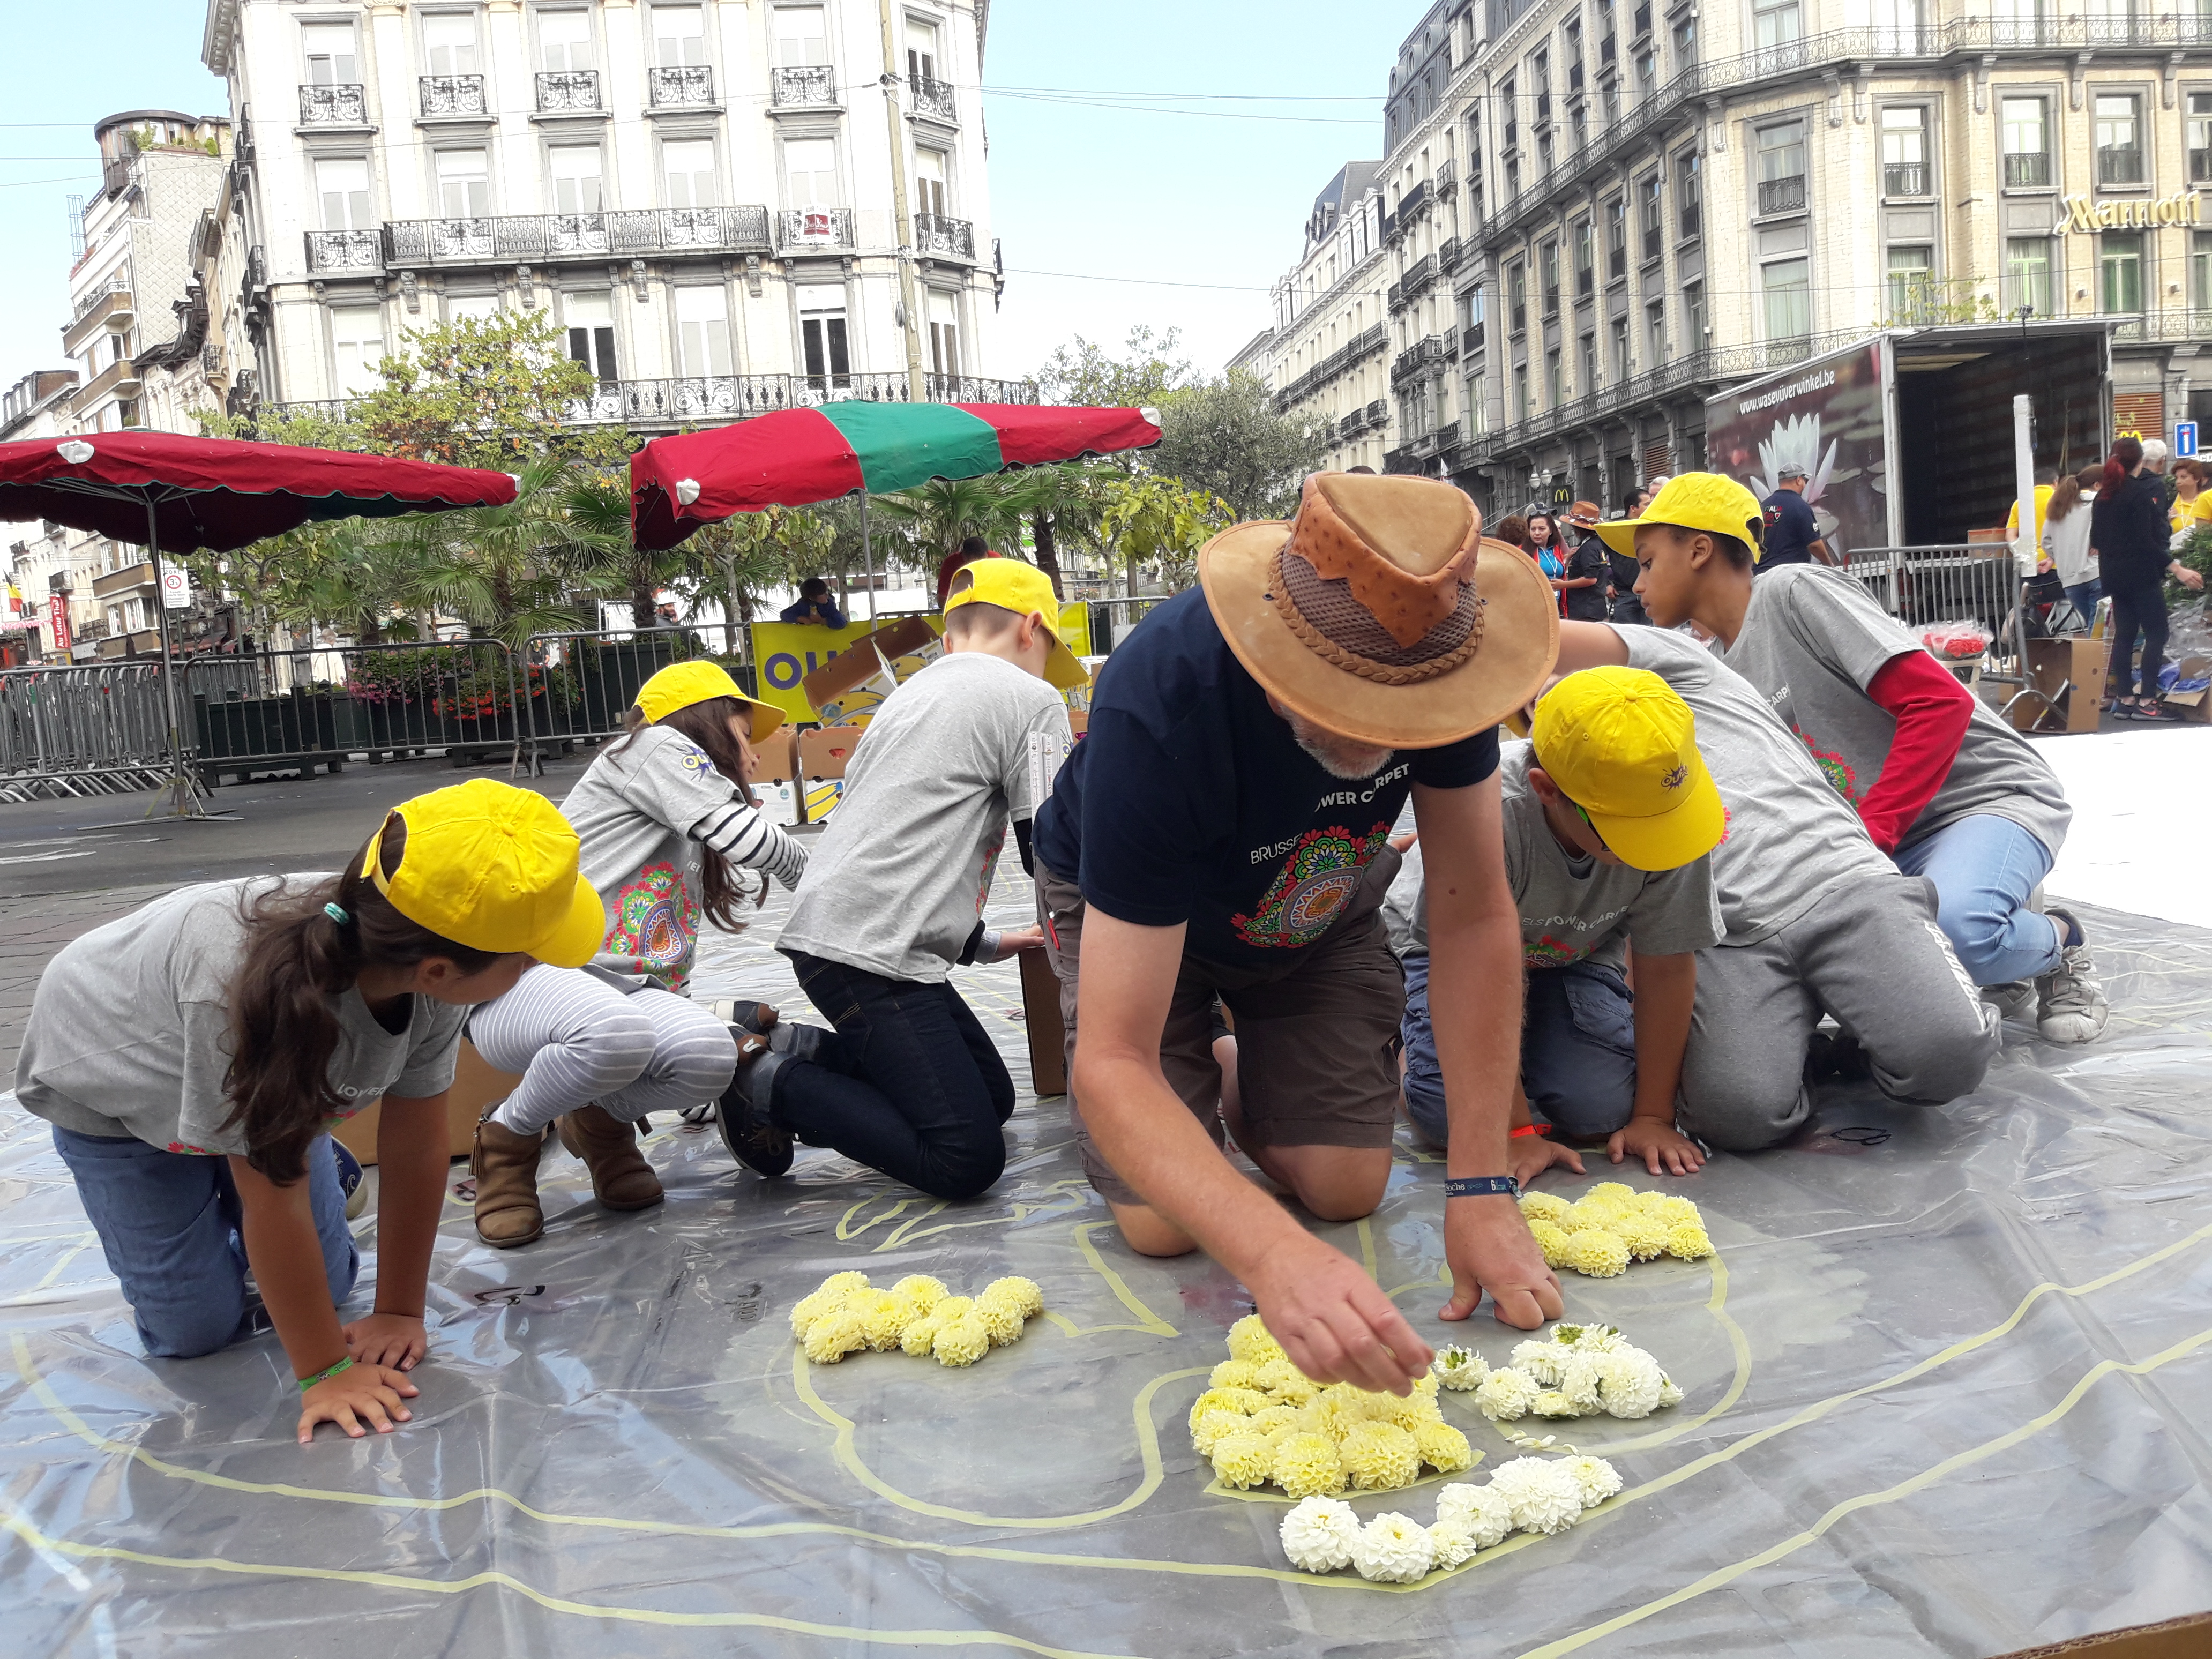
[799, 615, 940, 711]
[2020, 637, 2111, 734]
[1998, 1611, 2212, 1657]
[328, 1038, 522, 1166]
[2163, 653, 2212, 721]
[1017, 945, 1067, 1097]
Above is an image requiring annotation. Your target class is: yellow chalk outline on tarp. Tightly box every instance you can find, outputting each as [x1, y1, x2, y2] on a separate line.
[0, 1507, 1140, 1659]
[834, 1183, 1095, 1257]
[1517, 1322, 2212, 1657]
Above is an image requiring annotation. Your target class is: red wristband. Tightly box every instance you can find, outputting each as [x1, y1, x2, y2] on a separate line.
[1509, 1124, 1550, 1139]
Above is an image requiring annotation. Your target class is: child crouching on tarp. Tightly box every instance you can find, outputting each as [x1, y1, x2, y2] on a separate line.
[13, 780, 604, 1443]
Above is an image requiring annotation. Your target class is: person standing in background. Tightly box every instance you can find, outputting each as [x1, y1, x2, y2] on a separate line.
[1561, 502, 1613, 623]
[2040, 467, 2101, 628]
[1608, 488, 1653, 623]
[2005, 467, 2059, 551]
[2139, 438, 2174, 524]
[1758, 465, 1833, 572]
[1527, 511, 1570, 617]
[2091, 436, 2204, 721]
[2165, 457, 2212, 535]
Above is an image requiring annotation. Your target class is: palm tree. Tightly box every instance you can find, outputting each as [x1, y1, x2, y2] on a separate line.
[561, 467, 694, 629]
[867, 474, 1027, 572]
[676, 507, 833, 654]
[387, 454, 620, 646]
[1003, 462, 1115, 597]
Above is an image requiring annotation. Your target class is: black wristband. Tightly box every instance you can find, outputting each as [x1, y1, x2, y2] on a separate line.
[1444, 1175, 1521, 1200]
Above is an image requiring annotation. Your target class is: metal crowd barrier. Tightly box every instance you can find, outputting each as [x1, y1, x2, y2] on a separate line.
[1845, 543, 2058, 725]
[0, 662, 175, 801]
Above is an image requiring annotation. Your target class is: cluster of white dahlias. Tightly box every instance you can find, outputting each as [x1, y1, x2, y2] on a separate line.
[1279, 1452, 1620, 1580]
[1461, 1322, 1684, 1425]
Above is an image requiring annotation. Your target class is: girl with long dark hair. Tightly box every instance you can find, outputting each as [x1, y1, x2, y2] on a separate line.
[1527, 511, 1570, 617]
[2090, 435, 2206, 720]
[466, 661, 806, 1246]
[16, 781, 601, 1441]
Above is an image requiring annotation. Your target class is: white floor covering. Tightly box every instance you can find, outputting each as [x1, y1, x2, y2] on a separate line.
[2034, 723, 2212, 929]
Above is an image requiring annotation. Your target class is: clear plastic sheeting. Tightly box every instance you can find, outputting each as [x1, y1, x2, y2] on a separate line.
[4, 875, 2210, 1658]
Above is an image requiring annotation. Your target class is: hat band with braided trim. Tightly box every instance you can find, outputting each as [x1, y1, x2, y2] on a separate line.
[1267, 545, 1486, 685]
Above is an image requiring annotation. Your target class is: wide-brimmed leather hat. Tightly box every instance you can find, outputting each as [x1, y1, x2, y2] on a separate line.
[1197, 472, 1560, 749]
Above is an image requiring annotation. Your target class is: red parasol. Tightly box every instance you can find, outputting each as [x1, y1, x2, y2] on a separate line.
[0, 430, 519, 817]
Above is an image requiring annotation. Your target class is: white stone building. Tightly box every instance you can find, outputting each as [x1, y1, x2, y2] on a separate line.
[1259, 162, 1397, 473]
[199, 0, 1021, 428]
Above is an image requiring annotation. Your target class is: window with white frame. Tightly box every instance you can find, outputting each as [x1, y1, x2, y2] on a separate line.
[1762, 257, 1811, 339]
[907, 16, 940, 81]
[2099, 231, 2144, 313]
[2002, 95, 2051, 188]
[2191, 230, 2212, 313]
[2189, 92, 2212, 183]
[2005, 236, 2055, 316]
[782, 137, 841, 205]
[423, 12, 480, 74]
[674, 285, 732, 377]
[914, 148, 948, 218]
[316, 157, 372, 230]
[447, 293, 500, 323]
[330, 303, 385, 395]
[1752, 0, 1802, 48]
[2095, 93, 2144, 186]
[435, 148, 491, 217]
[661, 138, 715, 208]
[539, 9, 593, 72]
[550, 144, 603, 214]
[773, 5, 828, 65]
[1880, 106, 1929, 197]
[302, 20, 358, 83]
[653, 4, 707, 66]
[928, 290, 960, 377]
[798, 286, 850, 385]
[564, 291, 618, 382]
[1886, 245, 1934, 319]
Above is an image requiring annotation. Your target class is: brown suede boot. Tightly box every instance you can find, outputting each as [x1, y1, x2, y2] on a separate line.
[470, 1117, 548, 1248]
[556, 1104, 664, 1211]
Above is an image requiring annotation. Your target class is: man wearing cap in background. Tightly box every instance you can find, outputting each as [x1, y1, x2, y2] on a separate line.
[1561, 501, 1615, 623]
[1551, 475, 2001, 1153]
[1758, 464, 1833, 571]
[1032, 472, 1563, 1392]
[1383, 667, 1724, 1184]
[734, 561, 1077, 1202]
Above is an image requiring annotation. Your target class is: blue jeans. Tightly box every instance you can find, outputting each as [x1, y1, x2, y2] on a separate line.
[779, 952, 1016, 1201]
[1401, 954, 1636, 1146]
[52, 1127, 359, 1359]
[2064, 579, 2101, 626]
[1892, 813, 2062, 986]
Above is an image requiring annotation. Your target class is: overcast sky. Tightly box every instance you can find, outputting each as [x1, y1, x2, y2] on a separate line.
[0, 0, 1430, 397]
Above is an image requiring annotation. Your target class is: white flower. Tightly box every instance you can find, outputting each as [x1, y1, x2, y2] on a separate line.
[1432, 1343, 1489, 1391]
[1531, 1388, 1581, 1418]
[1487, 1457, 1587, 1536]
[1435, 1480, 1515, 1549]
[1279, 1495, 1361, 1573]
[1658, 1374, 1685, 1409]
[1594, 1348, 1665, 1419]
[1426, 1519, 1479, 1568]
[1561, 1455, 1623, 1507]
[1474, 1367, 1541, 1421]
[1349, 1511, 1437, 1583]
[1552, 1322, 1624, 1352]
[1509, 1339, 1572, 1386]
[1558, 1351, 1605, 1414]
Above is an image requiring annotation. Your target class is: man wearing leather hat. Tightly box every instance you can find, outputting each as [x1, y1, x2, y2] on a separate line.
[1030, 471, 1565, 1392]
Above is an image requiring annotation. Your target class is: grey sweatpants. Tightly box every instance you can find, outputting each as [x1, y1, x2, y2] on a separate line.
[470, 963, 737, 1135]
[1680, 873, 2000, 1152]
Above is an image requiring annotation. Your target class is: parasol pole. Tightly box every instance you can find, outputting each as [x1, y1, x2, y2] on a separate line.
[142, 494, 205, 820]
[860, 490, 877, 621]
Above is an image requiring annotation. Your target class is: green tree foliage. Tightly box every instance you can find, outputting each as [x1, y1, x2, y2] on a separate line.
[1149, 369, 1332, 520]
[1037, 326, 1195, 411]
[1002, 462, 1117, 597]
[1097, 475, 1232, 595]
[675, 507, 835, 652]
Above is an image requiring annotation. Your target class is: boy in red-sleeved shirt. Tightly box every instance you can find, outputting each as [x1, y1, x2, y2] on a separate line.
[1615, 473, 2103, 1045]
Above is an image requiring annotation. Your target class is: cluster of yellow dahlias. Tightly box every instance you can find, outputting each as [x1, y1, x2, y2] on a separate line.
[1189, 1315, 1475, 1498]
[790, 1271, 1043, 1368]
[1519, 1183, 1714, 1279]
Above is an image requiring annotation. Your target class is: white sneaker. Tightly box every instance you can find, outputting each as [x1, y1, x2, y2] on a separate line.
[1982, 981, 2037, 1020]
[2035, 915, 2109, 1044]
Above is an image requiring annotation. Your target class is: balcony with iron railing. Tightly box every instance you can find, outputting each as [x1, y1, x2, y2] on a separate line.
[68, 271, 133, 324]
[62, 285, 134, 353]
[304, 229, 381, 272]
[1609, 242, 1626, 280]
[383, 206, 772, 266]
[298, 83, 368, 126]
[1463, 320, 1485, 356]
[535, 70, 602, 112]
[1437, 236, 1462, 274]
[1269, 325, 1389, 410]
[1391, 334, 1452, 384]
[778, 207, 856, 251]
[909, 73, 957, 123]
[1883, 160, 1930, 198]
[2004, 151, 2052, 189]
[1388, 252, 1439, 312]
[102, 154, 140, 198]
[1757, 174, 1807, 215]
[648, 65, 716, 107]
[773, 65, 838, 107]
[420, 74, 487, 117]
[914, 212, 975, 260]
[2097, 146, 2145, 186]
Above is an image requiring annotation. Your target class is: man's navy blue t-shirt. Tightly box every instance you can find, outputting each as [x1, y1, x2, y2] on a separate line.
[1032, 588, 1500, 967]
[1759, 488, 1819, 571]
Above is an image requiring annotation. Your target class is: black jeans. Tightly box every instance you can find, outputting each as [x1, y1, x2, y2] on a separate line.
[2106, 573, 2170, 698]
[778, 952, 1015, 1200]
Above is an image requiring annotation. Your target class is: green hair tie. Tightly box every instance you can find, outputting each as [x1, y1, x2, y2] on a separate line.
[324, 903, 352, 926]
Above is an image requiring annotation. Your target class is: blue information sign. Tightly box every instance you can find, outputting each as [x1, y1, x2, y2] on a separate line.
[2177, 421, 2200, 458]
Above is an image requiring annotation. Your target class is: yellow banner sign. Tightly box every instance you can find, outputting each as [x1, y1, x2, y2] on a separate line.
[2061, 191, 2202, 233]
[751, 599, 1094, 723]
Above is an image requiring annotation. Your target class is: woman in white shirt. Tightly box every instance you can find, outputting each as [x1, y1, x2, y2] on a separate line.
[2040, 466, 2099, 629]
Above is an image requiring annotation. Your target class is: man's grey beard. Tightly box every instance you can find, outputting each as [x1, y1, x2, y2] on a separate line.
[1291, 729, 1394, 780]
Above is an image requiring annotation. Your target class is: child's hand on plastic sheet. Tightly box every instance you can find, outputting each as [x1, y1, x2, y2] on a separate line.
[1608, 1115, 1706, 1177]
[343, 1311, 429, 1371]
[1510, 1133, 1585, 1189]
[297, 1363, 418, 1445]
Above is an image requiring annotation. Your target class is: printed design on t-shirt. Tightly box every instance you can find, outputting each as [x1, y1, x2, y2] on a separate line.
[1793, 728, 1861, 803]
[604, 861, 698, 990]
[1232, 823, 1389, 950]
[674, 743, 716, 779]
[166, 1139, 216, 1156]
[1523, 932, 1587, 969]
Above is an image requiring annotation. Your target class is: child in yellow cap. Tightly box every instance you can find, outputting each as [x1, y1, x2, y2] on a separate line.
[1384, 667, 1725, 1182]
[466, 660, 805, 1246]
[14, 780, 600, 1444]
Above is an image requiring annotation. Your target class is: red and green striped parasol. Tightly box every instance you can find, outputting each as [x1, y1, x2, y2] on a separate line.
[628, 401, 1161, 550]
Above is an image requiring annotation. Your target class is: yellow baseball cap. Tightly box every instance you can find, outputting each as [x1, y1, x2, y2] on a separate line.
[944, 560, 1087, 690]
[634, 660, 785, 743]
[363, 779, 606, 967]
[1593, 472, 1766, 563]
[1530, 667, 1725, 873]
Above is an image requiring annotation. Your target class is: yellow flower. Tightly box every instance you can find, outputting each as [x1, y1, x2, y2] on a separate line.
[1377, 1390, 1444, 1432]
[1528, 1218, 1574, 1268]
[1187, 1387, 1262, 1436]
[1585, 1180, 1638, 1207]
[982, 1275, 1044, 1318]
[1410, 1372, 1440, 1401]
[1643, 1192, 1702, 1226]
[1268, 1372, 1321, 1407]
[1610, 1212, 1670, 1261]
[1249, 1404, 1300, 1438]
[1272, 1431, 1349, 1499]
[1665, 1222, 1716, 1260]
[1191, 1408, 1250, 1456]
[801, 1307, 866, 1364]
[1560, 1199, 1623, 1234]
[890, 1274, 949, 1311]
[1228, 1313, 1286, 1366]
[975, 1293, 1027, 1348]
[932, 1314, 991, 1367]
[789, 1273, 870, 1337]
[1518, 1190, 1573, 1225]
[899, 1310, 946, 1358]
[1210, 1359, 1262, 1391]
[1559, 1228, 1632, 1278]
[1414, 1420, 1474, 1473]
[851, 1288, 910, 1351]
[1341, 1421, 1422, 1491]
[1212, 1431, 1276, 1490]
